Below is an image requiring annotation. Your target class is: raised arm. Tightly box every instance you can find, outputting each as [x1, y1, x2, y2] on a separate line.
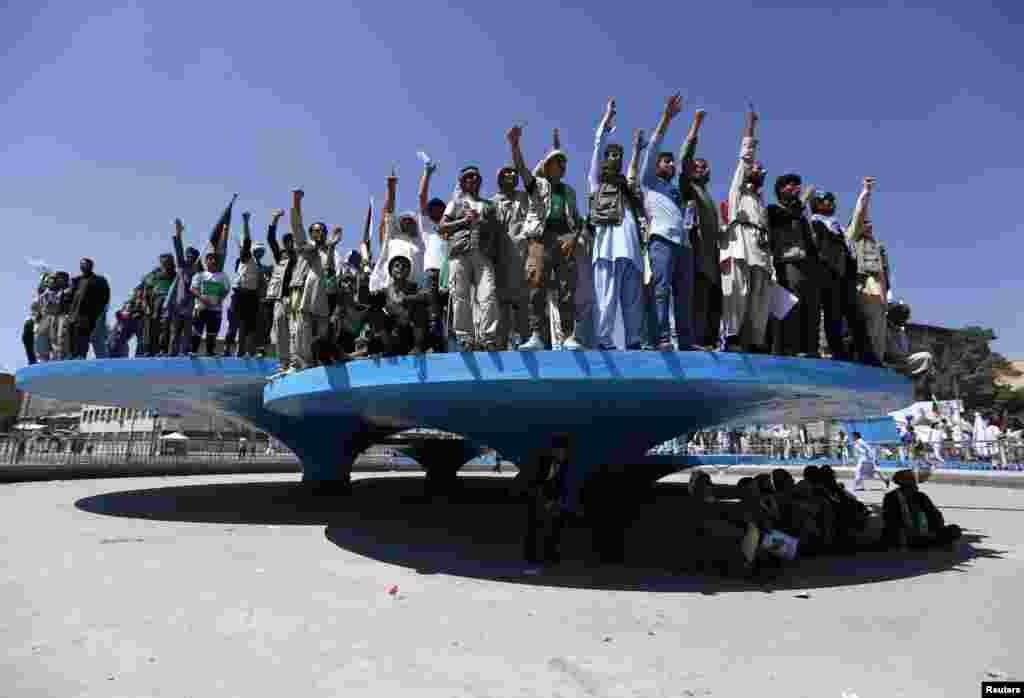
[290, 189, 309, 248]
[590, 98, 616, 193]
[266, 209, 284, 263]
[728, 109, 758, 223]
[847, 177, 874, 242]
[552, 127, 561, 151]
[239, 212, 253, 262]
[678, 109, 704, 169]
[172, 219, 187, 267]
[384, 171, 397, 215]
[642, 94, 683, 187]
[506, 125, 534, 191]
[627, 128, 645, 189]
[418, 161, 438, 215]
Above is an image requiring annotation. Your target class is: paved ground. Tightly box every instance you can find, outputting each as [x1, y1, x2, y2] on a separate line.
[2, 471, 1021, 697]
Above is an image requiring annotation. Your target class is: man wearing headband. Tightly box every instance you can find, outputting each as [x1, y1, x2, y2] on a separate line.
[767, 171, 822, 356]
[680, 109, 724, 351]
[640, 94, 699, 351]
[493, 162, 530, 349]
[264, 208, 295, 372]
[846, 177, 888, 365]
[721, 106, 772, 353]
[589, 98, 645, 351]
[807, 186, 853, 360]
[438, 164, 500, 351]
[506, 124, 584, 351]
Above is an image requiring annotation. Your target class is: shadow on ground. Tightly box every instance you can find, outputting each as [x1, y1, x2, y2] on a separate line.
[75, 475, 1006, 593]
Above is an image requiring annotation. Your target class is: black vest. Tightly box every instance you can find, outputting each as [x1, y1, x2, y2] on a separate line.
[767, 203, 817, 264]
[811, 220, 848, 277]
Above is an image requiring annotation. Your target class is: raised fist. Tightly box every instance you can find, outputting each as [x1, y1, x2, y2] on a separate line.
[506, 125, 522, 146]
[665, 94, 683, 119]
[174, 218, 184, 235]
[242, 211, 251, 221]
[271, 208, 285, 221]
[605, 97, 617, 121]
[864, 177, 876, 192]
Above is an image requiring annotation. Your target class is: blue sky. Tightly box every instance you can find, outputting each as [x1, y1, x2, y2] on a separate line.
[2, 0, 1022, 372]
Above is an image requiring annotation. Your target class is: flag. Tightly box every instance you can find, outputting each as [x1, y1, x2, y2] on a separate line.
[207, 194, 237, 271]
[360, 197, 373, 265]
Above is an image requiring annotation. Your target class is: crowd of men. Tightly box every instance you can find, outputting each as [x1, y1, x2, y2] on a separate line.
[23, 98, 903, 373]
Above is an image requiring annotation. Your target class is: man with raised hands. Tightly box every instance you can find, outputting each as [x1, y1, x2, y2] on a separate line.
[679, 108, 724, 350]
[288, 189, 340, 370]
[507, 124, 584, 351]
[721, 107, 772, 353]
[641, 94, 698, 351]
[588, 98, 645, 351]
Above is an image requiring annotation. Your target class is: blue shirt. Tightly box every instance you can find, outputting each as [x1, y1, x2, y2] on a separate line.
[641, 131, 688, 247]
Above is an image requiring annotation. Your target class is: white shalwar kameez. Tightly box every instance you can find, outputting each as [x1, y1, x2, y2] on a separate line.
[721, 136, 772, 346]
[589, 124, 644, 349]
[853, 437, 889, 490]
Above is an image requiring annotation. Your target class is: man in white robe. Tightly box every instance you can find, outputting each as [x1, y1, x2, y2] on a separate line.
[722, 107, 772, 352]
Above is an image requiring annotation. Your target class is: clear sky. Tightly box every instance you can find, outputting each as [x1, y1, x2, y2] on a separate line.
[2, 0, 1022, 372]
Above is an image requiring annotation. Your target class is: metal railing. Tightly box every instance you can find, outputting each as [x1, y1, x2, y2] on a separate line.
[646, 437, 1024, 470]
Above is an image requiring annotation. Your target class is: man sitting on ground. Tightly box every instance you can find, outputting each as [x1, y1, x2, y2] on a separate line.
[883, 469, 962, 549]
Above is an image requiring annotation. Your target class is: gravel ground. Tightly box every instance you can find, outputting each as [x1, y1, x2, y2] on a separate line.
[1, 471, 1020, 697]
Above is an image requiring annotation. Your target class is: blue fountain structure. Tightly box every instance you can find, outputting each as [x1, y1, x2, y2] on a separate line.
[16, 351, 912, 496]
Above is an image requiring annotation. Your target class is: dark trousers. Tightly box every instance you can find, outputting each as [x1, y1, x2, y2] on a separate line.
[820, 270, 847, 360]
[167, 308, 192, 356]
[142, 311, 166, 356]
[191, 309, 223, 356]
[692, 272, 722, 349]
[523, 492, 565, 564]
[22, 322, 36, 365]
[774, 260, 822, 356]
[224, 289, 241, 350]
[260, 301, 274, 352]
[231, 288, 262, 356]
[648, 236, 694, 347]
[841, 275, 876, 365]
[109, 319, 141, 358]
[426, 269, 446, 351]
[72, 315, 97, 359]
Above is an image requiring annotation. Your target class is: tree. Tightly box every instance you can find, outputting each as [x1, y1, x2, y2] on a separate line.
[932, 326, 1020, 412]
